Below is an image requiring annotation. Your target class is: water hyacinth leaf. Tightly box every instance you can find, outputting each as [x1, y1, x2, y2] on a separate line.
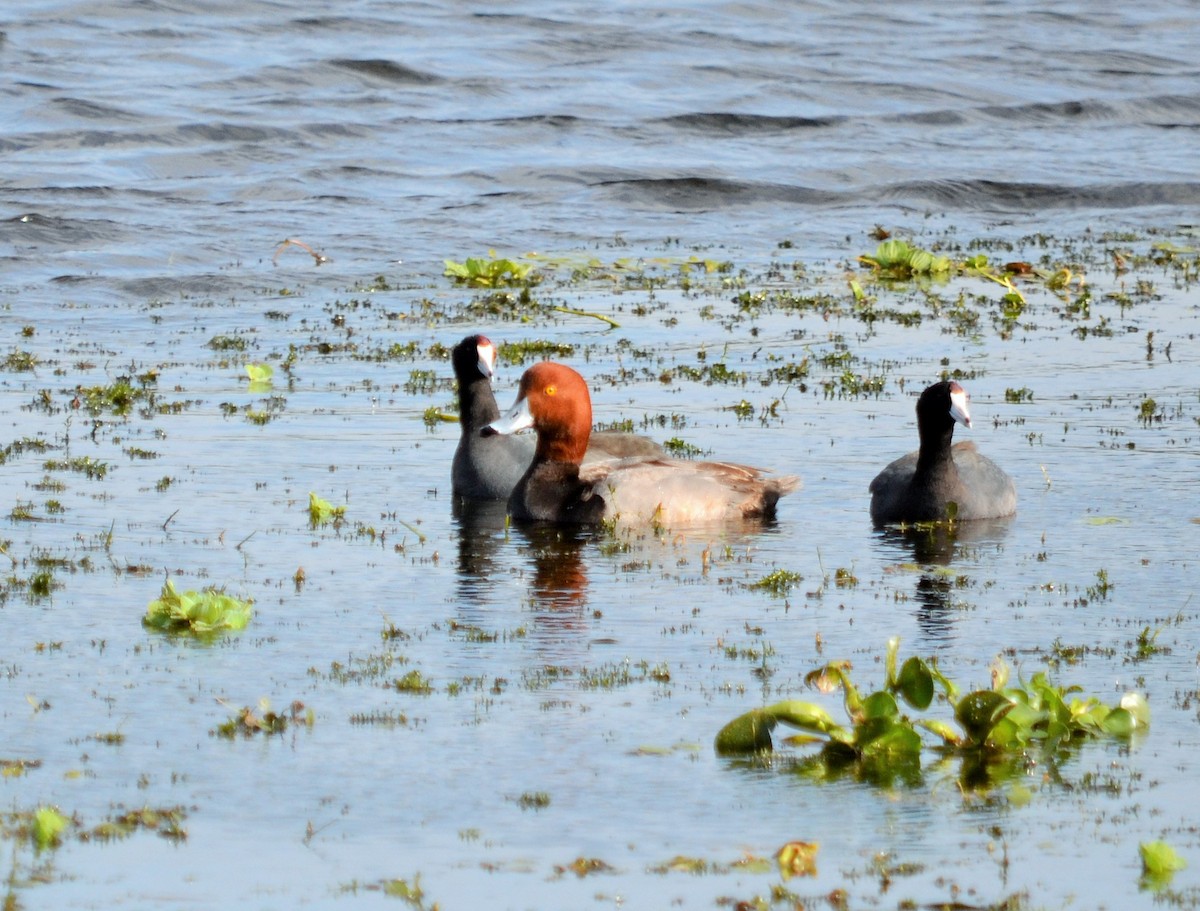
[1099, 707, 1138, 736]
[861, 690, 899, 721]
[1120, 692, 1151, 728]
[1040, 718, 1072, 751]
[143, 579, 253, 636]
[1140, 840, 1187, 876]
[884, 635, 900, 688]
[33, 806, 68, 848]
[917, 718, 961, 747]
[714, 708, 777, 755]
[854, 715, 920, 757]
[806, 661, 863, 719]
[308, 492, 346, 526]
[443, 253, 536, 288]
[896, 656, 934, 710]
[776, 841, 819, 880]
[766, 700, 842, 736]
[985, 714, 1029, 751]
[717, 639, 1151, 791]
[927, 659, 960, 704]
[998, 699, 1044, 734]
[954, 690, 1014, 744]
[245, 363, 273, 383]
[990, 655, 1011, 690]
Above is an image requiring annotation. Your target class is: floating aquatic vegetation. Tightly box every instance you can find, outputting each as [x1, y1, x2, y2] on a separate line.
[776, 840, 819, 879]
[393, 669, 433, 694]
[423, 405, 458, 427]
[213, 700, 311, 739]
[308, 492, 347, 527]
[443, 252, 538, 288]
[208, 334, 247, 352]
[555, 857, 616, 877]
[858, 239, 952, 280]
[3, 349, 38, 372]
[84, 806, 188, 843]
[662, 437, 703, 458]
[1139, 840, 1187, 891]
[715, 638, 1149, 789]
[32, 806, 68, 849]
[142, 579, 253, 636]
[43, 456, 109, 479]
[74, 378, 148, 416]
[245, 362, 273, 390]
[748, 569, 803, 596]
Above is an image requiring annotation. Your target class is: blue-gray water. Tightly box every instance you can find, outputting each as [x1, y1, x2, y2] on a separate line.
[2, 2, 1200, 909]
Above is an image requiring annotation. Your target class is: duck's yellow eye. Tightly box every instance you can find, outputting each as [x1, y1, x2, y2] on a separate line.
[544, 384, 557, 396]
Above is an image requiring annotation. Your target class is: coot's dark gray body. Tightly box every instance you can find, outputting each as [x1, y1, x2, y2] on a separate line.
[870, 380, 1016, 524]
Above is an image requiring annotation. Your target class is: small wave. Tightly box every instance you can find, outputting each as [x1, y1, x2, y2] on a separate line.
[888, 93, 1200, 128]
[594, 175, 843, 210]
[655, 112, 841, 134]
[0, 212, 124, 247]
[328, 58, 442, 84]
[50, 97, 142, 122]
[875, 178, 1200, 212]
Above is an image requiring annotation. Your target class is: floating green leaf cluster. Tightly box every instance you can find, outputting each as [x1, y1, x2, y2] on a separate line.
[308, 492, 347, 527]
[443, 253, 537, 288]
[749, 569, 804, 596]
[858, 239, 952, 279]
[142, 579, 253, 636]
[716, 638, 1149, 787]
[32, 806, 68, 849]
[1140, 839, 1187, 891]
[244, 363, 274, 389]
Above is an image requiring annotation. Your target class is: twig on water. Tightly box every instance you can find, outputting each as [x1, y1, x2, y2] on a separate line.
[552, 305, 619, 329]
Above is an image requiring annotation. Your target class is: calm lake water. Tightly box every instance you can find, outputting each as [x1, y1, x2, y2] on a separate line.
[2, 1, 1200, 909]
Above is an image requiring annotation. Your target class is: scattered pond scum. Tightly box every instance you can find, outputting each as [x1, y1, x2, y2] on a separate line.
[142, 579, 253, 636]
[715, 638, 1149, 790]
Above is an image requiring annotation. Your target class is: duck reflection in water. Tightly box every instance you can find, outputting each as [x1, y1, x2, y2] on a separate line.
[519, 523, 590, 613]
[452, 499, 591, 621]
[878, 517, 1012, 638]
[451, 498, 510, 606]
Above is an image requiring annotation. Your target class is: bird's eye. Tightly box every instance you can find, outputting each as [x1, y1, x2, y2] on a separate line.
[544, 385, 556, 396]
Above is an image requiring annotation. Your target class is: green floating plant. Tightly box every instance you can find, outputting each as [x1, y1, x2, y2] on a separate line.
[33, 806, 69, 849]
[244, 363, 274, 393]
[143, 579, 253, 636]
[308, 492, 347, 527]
[1140, 840, 1187, 891]
[858, 239, 952, 280]
[443, 252, 538, 288]
[716, 637, 1149, 788]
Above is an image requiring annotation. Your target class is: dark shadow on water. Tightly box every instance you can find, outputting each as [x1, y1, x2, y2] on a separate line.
[874, 518, 1013, 639]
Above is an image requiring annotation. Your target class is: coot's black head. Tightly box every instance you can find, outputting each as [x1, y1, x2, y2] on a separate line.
[451, 335, 496, 382]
